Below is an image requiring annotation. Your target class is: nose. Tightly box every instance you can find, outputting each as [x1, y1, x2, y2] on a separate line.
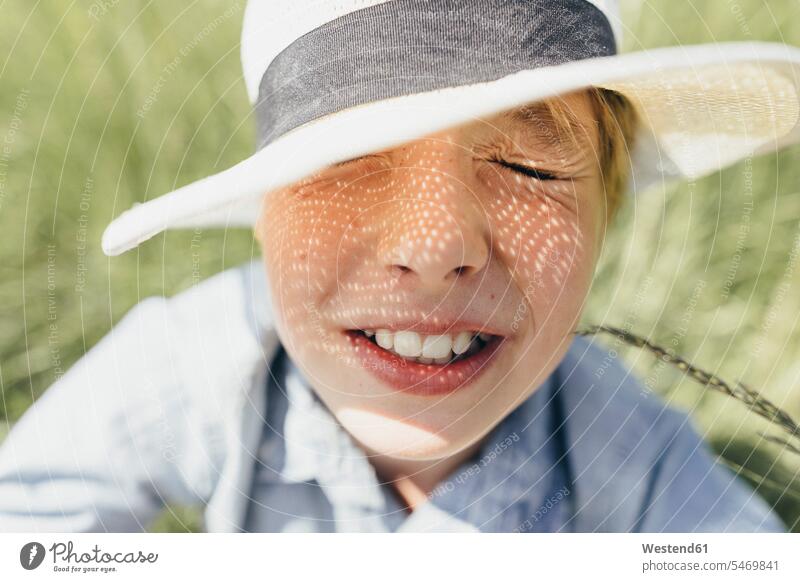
[377, 144, 490, 287]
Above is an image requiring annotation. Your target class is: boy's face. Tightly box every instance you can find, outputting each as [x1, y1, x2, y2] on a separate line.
[256, 90, 606, 460]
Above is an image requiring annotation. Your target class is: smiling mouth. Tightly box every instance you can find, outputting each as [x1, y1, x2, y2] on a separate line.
[344, 327, 506, 396]
[352, 329, 496, 365]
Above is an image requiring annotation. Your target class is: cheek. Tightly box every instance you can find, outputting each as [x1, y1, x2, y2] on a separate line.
[257, 184, 376, 343]
[484, 177, 601, 331]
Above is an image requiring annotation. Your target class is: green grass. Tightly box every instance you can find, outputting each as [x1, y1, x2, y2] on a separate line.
[1, 0, 800, 531]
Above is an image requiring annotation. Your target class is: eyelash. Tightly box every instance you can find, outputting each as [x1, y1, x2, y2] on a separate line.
[489, 159, 561, 182]
[332, 156, 563, 183]
[333, 155, 383, 168]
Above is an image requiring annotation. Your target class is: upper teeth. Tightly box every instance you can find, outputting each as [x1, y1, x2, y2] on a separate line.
[365, 329, 492, 363]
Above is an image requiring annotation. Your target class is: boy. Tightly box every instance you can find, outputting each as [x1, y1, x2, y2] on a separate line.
[2, 0, 799, 532]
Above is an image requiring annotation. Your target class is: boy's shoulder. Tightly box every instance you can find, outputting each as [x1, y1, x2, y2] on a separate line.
[552, 334, 781, 532]
[557, 333, 691, 453]
[160, 258, 272, 336]
[111, 259, 277, 421]
[554, 334, 701, 524]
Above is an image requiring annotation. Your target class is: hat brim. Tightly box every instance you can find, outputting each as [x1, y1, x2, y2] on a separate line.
[102, 41, 800, 256]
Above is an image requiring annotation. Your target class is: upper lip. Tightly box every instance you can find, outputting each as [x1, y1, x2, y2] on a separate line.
[344, 319, 509, 337]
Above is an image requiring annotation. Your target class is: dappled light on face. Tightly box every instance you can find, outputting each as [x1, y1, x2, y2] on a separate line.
[486, 175, 587, 296]
[256, 93, 603, 459]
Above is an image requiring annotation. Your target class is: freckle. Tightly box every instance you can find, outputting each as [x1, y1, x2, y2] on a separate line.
[490, 293, 495, 300]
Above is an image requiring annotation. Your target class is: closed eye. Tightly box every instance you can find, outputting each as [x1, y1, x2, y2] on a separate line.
[333, 156, 367, 168]
[490, 159, 562, 182]
[333, 154, 386, 168]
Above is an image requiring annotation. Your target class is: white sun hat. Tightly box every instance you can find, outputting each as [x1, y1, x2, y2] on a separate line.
[101, 0, 800, 256]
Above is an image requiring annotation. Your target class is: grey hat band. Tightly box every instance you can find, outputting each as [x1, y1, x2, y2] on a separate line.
[255, 0, 617, 149]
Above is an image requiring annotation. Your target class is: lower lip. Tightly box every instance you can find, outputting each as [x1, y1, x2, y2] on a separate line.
[345, 331, 506, 397]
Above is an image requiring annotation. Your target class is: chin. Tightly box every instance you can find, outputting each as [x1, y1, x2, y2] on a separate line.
[335, 406, 480, 461]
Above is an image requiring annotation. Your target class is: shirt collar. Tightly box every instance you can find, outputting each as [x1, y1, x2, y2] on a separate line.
[275, 346, 569, 532]
[281, 355, 389, 499]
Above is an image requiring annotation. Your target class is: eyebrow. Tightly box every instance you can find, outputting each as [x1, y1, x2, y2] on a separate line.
[506, 102, 594, 155]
